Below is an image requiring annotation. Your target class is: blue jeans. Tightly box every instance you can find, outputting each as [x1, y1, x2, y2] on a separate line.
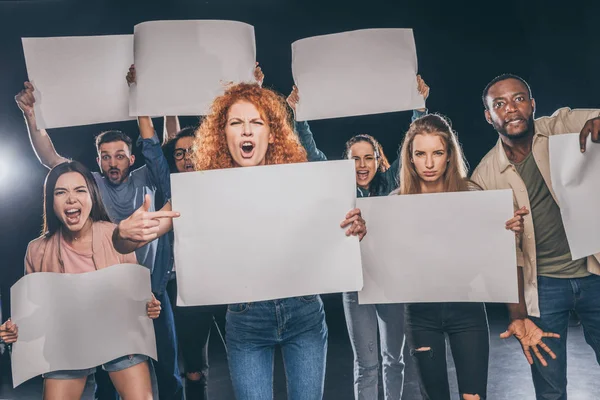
[226, 296, 328, 400]
[153, 289, 184, 400]
[342, 292, 405, 400]
[530, 274, 600, 400]
[45, 355, 159, 399]
[43, 354, 149, 379]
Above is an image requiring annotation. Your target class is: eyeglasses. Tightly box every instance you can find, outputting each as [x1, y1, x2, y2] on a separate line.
[173, 147, 194, 161]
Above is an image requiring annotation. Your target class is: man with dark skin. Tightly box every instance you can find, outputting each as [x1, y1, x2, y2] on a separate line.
[473, 74, 600, 400]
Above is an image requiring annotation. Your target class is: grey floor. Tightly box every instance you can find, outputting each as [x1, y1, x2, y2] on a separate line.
[1, 300, 599, 400]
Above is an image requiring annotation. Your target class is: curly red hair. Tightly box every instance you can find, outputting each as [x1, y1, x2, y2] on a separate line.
[194, 83, 307, 170]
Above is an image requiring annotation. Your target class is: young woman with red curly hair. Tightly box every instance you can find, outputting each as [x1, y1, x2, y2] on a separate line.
[113, 82, 367, 400]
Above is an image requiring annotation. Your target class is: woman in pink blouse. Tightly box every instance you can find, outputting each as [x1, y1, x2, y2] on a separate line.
[0, 161, 161, 400]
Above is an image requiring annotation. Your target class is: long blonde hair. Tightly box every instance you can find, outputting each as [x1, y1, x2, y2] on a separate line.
[398, 114, 470, 195]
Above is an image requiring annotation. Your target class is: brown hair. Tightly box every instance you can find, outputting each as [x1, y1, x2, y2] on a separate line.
[343, 134, 391, 194]
[193, 83, 307, 170]
[398, 114, 470, 195]
[43, 161, 111, 237]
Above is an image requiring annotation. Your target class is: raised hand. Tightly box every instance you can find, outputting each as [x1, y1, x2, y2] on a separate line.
[505, 206, 529, 235]
[126, 64, 136, 86]
[287, 85, 299, 117]
[146, 293, 161, 319]
[15, 82, 36, 118]
[579, 116, 600, 152]
[417, 75, 430, 101]
[500, 318, 560, 366]
[254, 62, 264, 87]
[340, 208, 367, 241]
[0, 319, 19, 344]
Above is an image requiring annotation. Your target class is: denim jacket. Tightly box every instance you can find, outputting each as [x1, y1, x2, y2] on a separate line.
[139, 133, 174, 294]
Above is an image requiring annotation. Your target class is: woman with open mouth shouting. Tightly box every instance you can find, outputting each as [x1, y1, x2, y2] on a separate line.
[112, 82, 367, 400]
[285, 76, 429, 400]
[0, 161, 161, 400]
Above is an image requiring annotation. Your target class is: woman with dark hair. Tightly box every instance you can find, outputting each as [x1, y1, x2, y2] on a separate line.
[0, 161, 161, 400]
[114, 82, 367, 400]
[395, 114, 530, 400]
[163, 127, 197, 173]
[285, 77, 429, 400]
[341, 133, 393, 197]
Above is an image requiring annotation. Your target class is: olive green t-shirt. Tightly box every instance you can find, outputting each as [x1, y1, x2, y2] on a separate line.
[514, 152, 589, 278]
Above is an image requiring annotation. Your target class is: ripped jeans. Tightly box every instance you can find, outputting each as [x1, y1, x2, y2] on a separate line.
[343, 292, 405, 400]
[405, 302, 489, 400]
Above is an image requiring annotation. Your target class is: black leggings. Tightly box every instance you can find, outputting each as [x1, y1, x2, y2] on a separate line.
[405, 302, 489, 400]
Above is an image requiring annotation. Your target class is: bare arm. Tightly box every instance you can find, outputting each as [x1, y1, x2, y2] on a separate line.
[113, 224, 140, 255]
[163, 116, 181, 145]
[137, 116, 155, 140]
[16, 82, 68, 169]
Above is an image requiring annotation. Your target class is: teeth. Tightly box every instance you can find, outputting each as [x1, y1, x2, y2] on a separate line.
[66, 209, 79, 214]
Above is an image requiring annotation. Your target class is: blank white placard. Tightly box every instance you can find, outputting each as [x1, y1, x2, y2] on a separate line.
[130, 20, 256, 116]
[549, 134, 600, 260]
[291, 28, 425, 121]
[10, 264, 156, 387]
[22, 35, 134, 129]
[171, 160, 363, 306]
[357, 190, 518, 304]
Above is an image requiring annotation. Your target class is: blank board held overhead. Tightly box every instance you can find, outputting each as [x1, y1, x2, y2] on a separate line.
[130, 20, 256, 116]
[291, 28, 425, 121]
[22, 35, 134, 129]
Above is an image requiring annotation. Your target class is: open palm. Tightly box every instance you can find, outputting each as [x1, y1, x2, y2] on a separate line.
[501, 318, 560, 366]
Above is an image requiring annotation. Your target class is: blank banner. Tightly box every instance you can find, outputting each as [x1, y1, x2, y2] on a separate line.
[22, 35, 134, 129]
[130, 20, 256, 116]
[10, 264, 156, 387]
[291, 28, 425, 121]
[357, 190, 518, 304]
[171, 160, 363, 306]
[550, 134, 600, 260]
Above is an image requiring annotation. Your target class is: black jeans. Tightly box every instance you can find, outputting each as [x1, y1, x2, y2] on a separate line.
[405, 302, 489, 400]
[166, 279, 227, 377]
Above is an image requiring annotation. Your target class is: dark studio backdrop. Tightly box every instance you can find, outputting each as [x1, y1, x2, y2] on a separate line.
[0, 0, 598, 370]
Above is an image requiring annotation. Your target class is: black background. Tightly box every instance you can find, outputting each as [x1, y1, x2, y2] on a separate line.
[1, 0, 599, 321]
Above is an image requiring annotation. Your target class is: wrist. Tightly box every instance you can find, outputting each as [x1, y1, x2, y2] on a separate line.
[509, 312, 528, 321]
[23, 111, 35, 123]
[114, 224, 126, 242]
[507, 303, 528, 321]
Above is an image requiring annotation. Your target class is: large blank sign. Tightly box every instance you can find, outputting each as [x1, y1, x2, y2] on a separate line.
[10, 264, 156, 387]
[130, 20, 256, 116]
[550, 134, 600, 260]
[171, 160, 363, 306]
[22, 35, 134, 129]
[357, 190, 518, 304]
[291, 28, 425, 121]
